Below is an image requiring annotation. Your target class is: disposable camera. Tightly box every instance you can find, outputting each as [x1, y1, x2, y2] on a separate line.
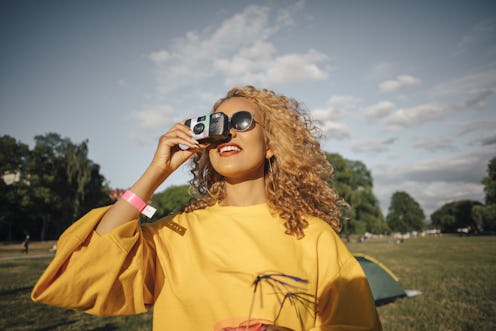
[184, 112, 230, 143]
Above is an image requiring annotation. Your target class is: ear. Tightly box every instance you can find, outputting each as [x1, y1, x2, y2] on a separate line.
[265, 145, 274, 159]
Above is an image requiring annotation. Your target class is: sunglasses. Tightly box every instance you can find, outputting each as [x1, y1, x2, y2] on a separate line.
[227, 110, 263, 132]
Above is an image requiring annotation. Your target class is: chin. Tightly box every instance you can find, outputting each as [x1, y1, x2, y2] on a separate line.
[212, 165, 242, 178]
[210, 156, 265, 181]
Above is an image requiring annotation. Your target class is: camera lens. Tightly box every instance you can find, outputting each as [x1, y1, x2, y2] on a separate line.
[193, 123, 205, 134]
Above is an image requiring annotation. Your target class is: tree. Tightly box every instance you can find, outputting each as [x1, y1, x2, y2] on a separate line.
[472, 204, 496, 232]
[0, 135, 31, 241]
[386, 191, 425, 233]
[431, 200, 482, 233]
[472, 157, 496, 232]
[326, 153, 386, 235]
[0, 133, 110, 241]
[27, 133, 75, 240]
[0, 135, 29, 173]
[65, 139, 109, 219]
[482, 157, 496, 205]
[26, 133, 109, 240]
[152, 185, 193, 218]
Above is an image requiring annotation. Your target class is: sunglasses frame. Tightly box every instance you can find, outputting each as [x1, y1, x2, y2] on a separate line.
[228, 110, 264, 132]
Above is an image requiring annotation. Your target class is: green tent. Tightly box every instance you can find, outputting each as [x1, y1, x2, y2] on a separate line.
[354, 254, 408, 306]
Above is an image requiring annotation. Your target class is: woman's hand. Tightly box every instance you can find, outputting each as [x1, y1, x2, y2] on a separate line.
[96, 121, 205, 235]
[149, 121, 206, 180]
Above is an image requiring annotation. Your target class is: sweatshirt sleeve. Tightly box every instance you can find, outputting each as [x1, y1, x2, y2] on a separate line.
[311, 231, 382, 331]
[31, 206, 158, 316]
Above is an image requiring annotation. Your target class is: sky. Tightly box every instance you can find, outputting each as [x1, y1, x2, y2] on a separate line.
[1, 0, 495, 218]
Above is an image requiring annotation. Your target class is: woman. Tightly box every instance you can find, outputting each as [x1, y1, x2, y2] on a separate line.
[32, 86, 381, 330]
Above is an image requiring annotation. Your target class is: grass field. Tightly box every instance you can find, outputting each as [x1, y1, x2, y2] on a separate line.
[1, 235, 495, 330]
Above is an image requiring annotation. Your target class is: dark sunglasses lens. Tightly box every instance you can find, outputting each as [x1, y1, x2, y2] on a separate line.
[231, 111, 253, 131]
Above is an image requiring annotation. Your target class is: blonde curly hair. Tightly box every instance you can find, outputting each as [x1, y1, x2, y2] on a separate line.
[184, 86, 346, 238]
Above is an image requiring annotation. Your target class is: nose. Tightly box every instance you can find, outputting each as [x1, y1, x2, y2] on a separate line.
[218, 130, 233, 144]
[228, 126, 237, 139]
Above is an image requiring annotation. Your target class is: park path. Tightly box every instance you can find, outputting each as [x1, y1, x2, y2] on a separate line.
[0, 253, 54, 261]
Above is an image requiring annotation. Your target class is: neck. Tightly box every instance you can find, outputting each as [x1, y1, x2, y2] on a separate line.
[220, 176, 267, 206]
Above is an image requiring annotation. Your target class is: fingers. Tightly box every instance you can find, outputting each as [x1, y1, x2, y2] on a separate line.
[150, 123, 199, 172]
[146, 121, 207, 182]
[161, 122, 200, 150]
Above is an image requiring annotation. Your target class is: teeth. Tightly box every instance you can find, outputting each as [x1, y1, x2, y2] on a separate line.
[220, 145, 241, 153]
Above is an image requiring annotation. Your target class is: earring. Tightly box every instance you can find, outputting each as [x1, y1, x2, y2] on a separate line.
[266, 157, 276, 193]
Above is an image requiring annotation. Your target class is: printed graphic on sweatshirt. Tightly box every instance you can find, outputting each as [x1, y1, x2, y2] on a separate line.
[213, 272, 316, 331]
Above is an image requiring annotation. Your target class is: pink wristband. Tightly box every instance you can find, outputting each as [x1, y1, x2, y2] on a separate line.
[121, 190, 156, 218]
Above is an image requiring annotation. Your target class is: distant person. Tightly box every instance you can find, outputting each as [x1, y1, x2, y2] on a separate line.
[22, 235, 30, 254]
[32, 86, 381, 330]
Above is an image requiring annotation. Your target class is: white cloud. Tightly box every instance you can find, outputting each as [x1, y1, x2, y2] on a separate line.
[376, 180, 483, 217]
[149, 50, 170, 64]
[462, 88, 495, 108]
[375, 150, 492, 185]
[274, 0, 306, 27]
[311, 108, 342, 122]
[262, 49, 329, 86]
[370, 68, 494, 131]
[318, 121, 352, 140]
[128, 133, 153, 147]
[148, 2, 328, 93]
[351, 138, 397, 154]
[456, 118, 496, 136]
[413, 137, 457, 152]
[214, 41, 275, 79]
[194, 90, 223, 105]
[383, 103, 451, 129]
[130, 105, 178, 129]
[379, 75, 421, 92]
[328, 95, 361, 109]
[372, 150, 492, 215]
[208, 6, 272, 52]
[312, 95, 360, 120]
[368, 61, 397, 80]
[217, 47, 329, 87]
[433, 66, 496, 96]
[455, 17, 496, 56]
[148, 5, 273, 92]
[310, 95, 360, 140]
[364, 101, 396, 120]
[431, 66, 496, 109]
[481, 133, 496, 146]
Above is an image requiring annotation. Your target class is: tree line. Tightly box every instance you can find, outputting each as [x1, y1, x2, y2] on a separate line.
[151, 154, 496, 236]
[430, 157, 496, 234]
[1, 134, 110, 241]
[1, 133, 494, 241]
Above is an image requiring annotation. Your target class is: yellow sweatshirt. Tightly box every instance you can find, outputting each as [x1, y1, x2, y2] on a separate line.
[32, 203, 381, 331]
